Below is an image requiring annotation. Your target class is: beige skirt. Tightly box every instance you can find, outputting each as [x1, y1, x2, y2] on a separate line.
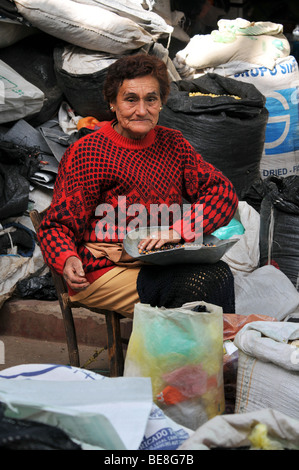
[69, 266, 141, 318]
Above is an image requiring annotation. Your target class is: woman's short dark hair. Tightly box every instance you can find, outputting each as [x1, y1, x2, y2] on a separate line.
[103, 53, 170, 105]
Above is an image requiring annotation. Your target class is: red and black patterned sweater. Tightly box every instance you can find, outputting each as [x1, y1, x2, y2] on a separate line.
[38, 121, 238, 282]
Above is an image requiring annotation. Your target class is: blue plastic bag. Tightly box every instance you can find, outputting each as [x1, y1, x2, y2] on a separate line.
[212, 218, 244, 240]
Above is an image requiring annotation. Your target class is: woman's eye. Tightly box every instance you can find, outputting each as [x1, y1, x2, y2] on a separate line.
[124, 96, 159, 106]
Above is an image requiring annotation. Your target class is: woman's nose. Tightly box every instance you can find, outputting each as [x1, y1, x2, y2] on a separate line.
[135, 100, 147, 115]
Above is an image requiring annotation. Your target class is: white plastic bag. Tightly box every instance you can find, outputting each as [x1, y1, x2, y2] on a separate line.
[58, 101, 82, 135]
[234, 265, 299, 319]
[0, 364, 193, 450]
[221, 201, 260, 274]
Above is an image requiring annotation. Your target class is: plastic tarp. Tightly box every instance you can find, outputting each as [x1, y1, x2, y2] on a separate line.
[0, 364, 193, 450]
[260, 175, 299, 290]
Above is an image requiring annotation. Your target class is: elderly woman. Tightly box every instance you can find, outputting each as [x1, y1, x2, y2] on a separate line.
[38, 54, 238, 316]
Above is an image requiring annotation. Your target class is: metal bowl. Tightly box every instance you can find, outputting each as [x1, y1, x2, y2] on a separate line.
[123, 226, 239, 265]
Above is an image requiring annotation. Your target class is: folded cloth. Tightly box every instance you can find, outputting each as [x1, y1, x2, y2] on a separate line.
[85, 241, 144, 267]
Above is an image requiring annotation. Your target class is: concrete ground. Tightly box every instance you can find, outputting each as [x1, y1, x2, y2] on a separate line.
[0, 298, 133, 375]
[0, 335, 111, 374]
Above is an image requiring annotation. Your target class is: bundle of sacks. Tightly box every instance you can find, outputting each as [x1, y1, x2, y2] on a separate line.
[12, 0, 174, 53]
[173, 18, 299, 181]
[174, 18, 290, 77]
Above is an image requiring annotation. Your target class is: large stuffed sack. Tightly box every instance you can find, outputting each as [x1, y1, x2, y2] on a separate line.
[159, 73, 268, 199]
[0, 20, 37, 48]
[176, 19, 290, 72]
[210, 56, 299, 180]
[234, 321, 299, 420]
[0, 59, 44, 124]
[54, 46, 119, 122]
[0, 33, 63, 126]
[14, 0, 156, 53]
[75, 0, 173, 40]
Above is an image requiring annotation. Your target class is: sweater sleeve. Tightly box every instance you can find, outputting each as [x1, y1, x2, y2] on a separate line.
[37, 143, 101, 275]
[172, 142, 238, 242]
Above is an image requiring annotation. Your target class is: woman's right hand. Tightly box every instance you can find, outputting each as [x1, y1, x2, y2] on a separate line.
[63, 256, 90, 291]
[137, 228, 181, 252]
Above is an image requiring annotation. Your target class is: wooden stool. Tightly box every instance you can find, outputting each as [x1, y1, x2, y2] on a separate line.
[30, 209, 128, 377]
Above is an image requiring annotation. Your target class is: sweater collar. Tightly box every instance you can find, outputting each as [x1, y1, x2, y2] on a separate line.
[101, 120, 156, 149]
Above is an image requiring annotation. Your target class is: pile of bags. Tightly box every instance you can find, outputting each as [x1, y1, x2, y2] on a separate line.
[0, 0, 183, 126]
[1, 307, 299, 451]
[173, 17, 299, 180]
[0, 1, 299, 451]
[123, 302, 299, 450]
[0, 0, 184, 305]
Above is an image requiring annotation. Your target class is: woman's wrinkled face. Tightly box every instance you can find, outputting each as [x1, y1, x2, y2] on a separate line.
[111, 75, 162, 140]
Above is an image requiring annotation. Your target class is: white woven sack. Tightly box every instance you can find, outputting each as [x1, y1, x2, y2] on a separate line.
[14, 0, 154, 53]
[59, 46, 120, 75]
[73, 0, 173, 39]
[179, 408, 299, 450]
[234, 321, 299, 418]
[210, 56, 299, 179]
[150, 0, 172, 24]
[176, 19, 290, 72]
[177, 33, 290, 71]
[0, 21, 37, 48]
[234, 265, 299, 320]
[0, 59, 44, 123]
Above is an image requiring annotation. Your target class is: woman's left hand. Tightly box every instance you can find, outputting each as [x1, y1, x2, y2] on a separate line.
[138, 229, 181, 252]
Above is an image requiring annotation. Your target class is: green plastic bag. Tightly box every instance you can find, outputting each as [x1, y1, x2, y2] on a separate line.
[124, 302, 225, 431]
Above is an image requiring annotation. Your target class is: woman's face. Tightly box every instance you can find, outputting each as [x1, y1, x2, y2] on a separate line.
[111, 75, 162, 140]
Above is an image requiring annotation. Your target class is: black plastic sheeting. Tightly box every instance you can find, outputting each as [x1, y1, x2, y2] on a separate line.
[15, 270, 57, 301]
[0, 140, 41, 220]
[54, 45, 115, 123]
[260, 175, 299, 290]
[0, 402, 81, 450]
[0, 33, 64, 127]
[159, 73, 269, 200]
